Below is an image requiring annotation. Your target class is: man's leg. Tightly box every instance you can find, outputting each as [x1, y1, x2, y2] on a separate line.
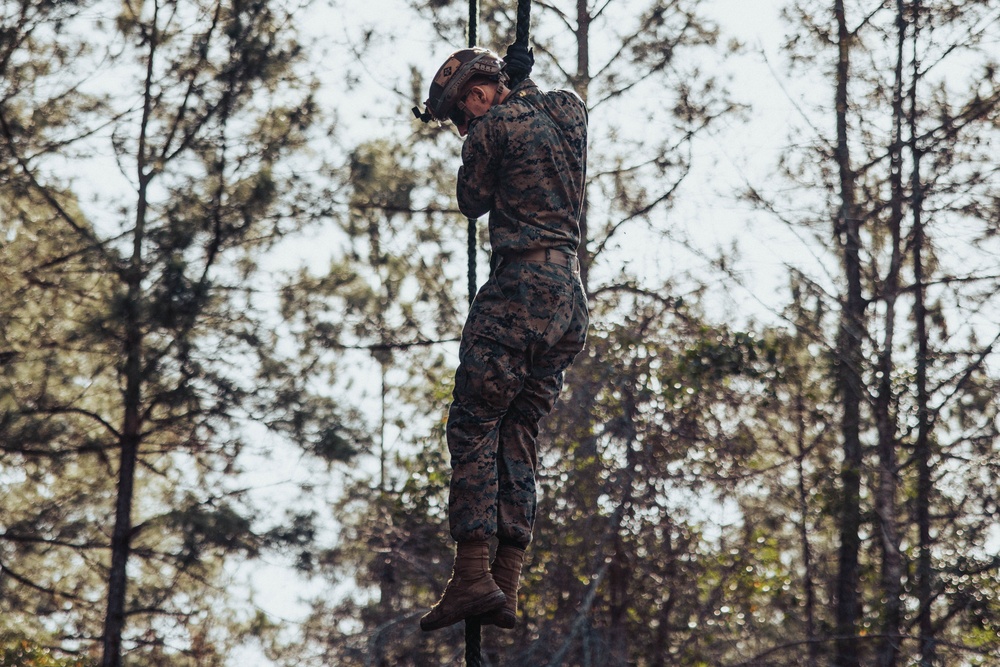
[495, 269, 587, 547]
[486, 267, 588, 628]
[495, 371, 563, 548]
[447, 333, 528, 543]
[477, 372, 562, 629]
[421, 331, 528, 632]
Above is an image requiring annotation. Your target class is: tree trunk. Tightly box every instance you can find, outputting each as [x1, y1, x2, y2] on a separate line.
[874, 5, 908, 665]
[101, 194, 147, 667]
[651, 517, 677, 667]
[607, 534, 629, 666]
[832, 2, 864, 665]
[795, 387, 820, 667]
[102, 17, 157, 659]
[909, 4, 934, 663]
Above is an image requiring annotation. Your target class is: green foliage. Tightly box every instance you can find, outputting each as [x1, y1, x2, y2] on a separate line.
[0, 638, 92, 667]
[516, 296, 805, 665]
[0, 0, 335, 661]
[262, 79, 470, 664]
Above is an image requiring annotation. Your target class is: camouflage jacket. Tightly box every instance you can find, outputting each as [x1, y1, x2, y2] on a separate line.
[457, 78, 588, 258]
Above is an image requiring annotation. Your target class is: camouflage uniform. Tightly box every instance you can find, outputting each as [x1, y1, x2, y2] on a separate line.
[447, 78, 589, 550]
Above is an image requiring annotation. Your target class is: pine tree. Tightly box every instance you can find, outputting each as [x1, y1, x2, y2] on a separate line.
[748, 0, 1000, 663]
[0, 0, 340, 663]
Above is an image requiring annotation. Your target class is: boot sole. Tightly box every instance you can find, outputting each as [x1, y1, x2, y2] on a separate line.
[420, 589, 506, 632]
[478, 608, 516, 629]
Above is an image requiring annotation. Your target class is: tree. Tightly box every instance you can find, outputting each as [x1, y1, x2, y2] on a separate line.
[746, 0, 1000, 664]
[829, 1, 865, 663]
[0, 193, 115, 660]
[0, 0, 342, 663]
[270, 126, 473, 665]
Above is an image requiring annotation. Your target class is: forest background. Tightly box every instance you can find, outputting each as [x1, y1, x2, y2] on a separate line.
[2, 0, 1000, 665]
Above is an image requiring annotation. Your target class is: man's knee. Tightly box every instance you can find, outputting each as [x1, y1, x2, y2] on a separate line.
[515, 371, 563, 421]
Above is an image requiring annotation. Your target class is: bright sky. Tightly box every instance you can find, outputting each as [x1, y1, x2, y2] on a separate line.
[289, 0, 814, 315]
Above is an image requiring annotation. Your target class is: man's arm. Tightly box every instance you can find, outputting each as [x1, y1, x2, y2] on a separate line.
[456, 119, 503, 219]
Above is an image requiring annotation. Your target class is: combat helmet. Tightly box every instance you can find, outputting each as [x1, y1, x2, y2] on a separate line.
[413, 47, 506, 123]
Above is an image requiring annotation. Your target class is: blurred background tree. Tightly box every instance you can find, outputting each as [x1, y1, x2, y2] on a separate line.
[0, 0, 351, 663]
[4, 0, 1000, 665]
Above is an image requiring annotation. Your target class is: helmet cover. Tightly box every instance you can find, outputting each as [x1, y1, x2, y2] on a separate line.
[423, 47, 504, 122]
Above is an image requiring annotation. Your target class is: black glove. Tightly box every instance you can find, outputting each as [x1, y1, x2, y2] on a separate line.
[503, 42, 534, 85]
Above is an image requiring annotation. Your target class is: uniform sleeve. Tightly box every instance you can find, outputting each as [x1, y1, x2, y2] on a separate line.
[456, 116, 504, 219]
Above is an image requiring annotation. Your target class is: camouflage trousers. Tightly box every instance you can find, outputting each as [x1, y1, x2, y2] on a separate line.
[447, 254, 588, 549]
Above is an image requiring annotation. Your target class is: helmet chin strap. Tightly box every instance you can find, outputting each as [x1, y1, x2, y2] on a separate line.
[491, 82, 507, 106]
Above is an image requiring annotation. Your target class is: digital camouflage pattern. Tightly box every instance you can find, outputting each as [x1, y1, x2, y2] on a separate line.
[457, 78, 588, 257]
[448, 259, 588, 547]
[447, 78, 589, 548]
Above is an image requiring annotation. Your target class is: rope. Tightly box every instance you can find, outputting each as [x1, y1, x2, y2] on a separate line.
[466, 0, 480, 307]
[465, 619, 483, 667]
[465, 3, 484, 661]
[461, 3, 529, 664]
[514, 0, 531, 48]
[467, 218, 477, 306]
[503, 0, 533, 88]
[468, 0, 479, 47]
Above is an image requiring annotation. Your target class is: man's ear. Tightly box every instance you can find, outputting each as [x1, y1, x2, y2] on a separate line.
[468, 85, 485, 104]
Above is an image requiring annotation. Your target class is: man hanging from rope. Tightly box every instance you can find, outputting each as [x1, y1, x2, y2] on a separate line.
[413, 46, 589, 632]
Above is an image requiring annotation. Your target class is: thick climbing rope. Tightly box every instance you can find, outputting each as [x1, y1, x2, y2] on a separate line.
[464, 4, 484, 662]
[465, 618, 483, 667]
[514, 0, 531, 47]
[504, 0, 533, 87]
[466, 0, 479, 308]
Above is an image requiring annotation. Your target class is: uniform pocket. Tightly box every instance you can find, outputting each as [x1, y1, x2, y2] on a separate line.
[494, 261, 530, 303]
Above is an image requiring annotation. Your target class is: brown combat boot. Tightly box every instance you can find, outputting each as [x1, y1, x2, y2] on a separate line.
[420, 541, 506, 632]
[480, 544, 525, 629]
